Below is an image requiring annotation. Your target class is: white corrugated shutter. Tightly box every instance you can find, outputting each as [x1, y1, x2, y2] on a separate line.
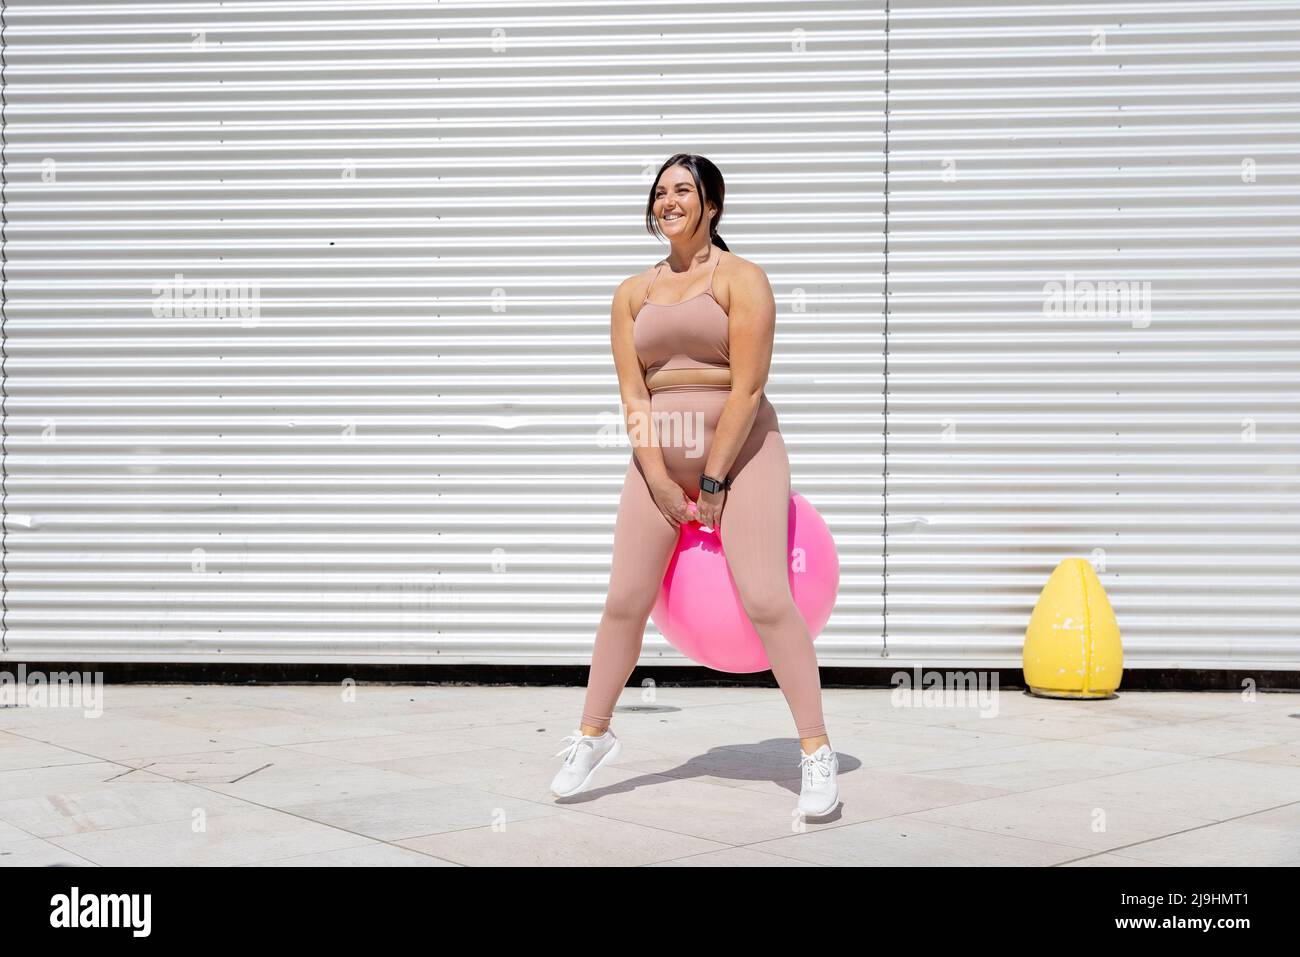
[885, 0, 1300, 668]
[4, 1, 1295, 671]
[1, 2, 883, 664]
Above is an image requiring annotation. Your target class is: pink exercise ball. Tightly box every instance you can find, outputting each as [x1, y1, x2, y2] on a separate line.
[650, 490, 839, 673]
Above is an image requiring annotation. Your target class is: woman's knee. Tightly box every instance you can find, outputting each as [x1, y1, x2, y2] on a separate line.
[602, 578, 658, 625]
[735, 579, 798, 629]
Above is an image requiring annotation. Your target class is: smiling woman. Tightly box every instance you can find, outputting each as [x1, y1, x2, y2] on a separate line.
[634, 160, 735, 396]
[549, 153, 840, 818]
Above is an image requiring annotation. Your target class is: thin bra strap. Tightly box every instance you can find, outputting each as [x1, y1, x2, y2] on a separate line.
[705, 247, 722, 298]
[643, 264, 664, 305]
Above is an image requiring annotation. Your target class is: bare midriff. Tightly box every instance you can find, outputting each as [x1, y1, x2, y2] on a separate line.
[644, 366, 732, 394]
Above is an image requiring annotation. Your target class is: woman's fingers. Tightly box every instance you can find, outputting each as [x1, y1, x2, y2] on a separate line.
[695, 500, 723, 528]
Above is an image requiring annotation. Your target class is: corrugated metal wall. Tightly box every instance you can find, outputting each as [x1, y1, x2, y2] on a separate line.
[1, 1, 1296, 670]
[0, 1, 884, 664]
[884, 0, 1300, 669]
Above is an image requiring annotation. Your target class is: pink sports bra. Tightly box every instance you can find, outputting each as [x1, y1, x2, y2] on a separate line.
[632, 248, 730, 393]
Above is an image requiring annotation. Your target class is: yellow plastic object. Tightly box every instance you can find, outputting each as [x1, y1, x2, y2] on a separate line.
[1023, 557, 1123, 698]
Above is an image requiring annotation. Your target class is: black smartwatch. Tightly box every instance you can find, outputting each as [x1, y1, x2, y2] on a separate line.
[699, 472, 732, 494]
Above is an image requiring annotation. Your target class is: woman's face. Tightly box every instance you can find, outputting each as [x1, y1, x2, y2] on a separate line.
[653, 166, 713, 239]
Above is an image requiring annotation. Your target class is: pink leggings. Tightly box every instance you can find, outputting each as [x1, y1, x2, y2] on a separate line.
[581, 388, 827, 739]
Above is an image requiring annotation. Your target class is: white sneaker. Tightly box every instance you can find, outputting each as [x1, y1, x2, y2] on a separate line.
[550, 728, 622, 797]
[796, 744, 839, 817]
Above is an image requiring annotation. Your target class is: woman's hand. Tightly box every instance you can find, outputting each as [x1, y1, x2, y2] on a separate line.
[693, 487, 726, 529]
[649, 476, 695, 529]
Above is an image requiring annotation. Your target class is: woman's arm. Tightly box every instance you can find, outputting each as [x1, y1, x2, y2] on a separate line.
[610, 277, 672, 483]
[702, 259, 777, 484]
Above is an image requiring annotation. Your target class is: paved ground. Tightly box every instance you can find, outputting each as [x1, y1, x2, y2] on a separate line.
[0, 683, 1297, 866]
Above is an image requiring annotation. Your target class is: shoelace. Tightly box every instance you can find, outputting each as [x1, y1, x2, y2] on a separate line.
[799, 749, 834, 786]
[554, 732, 594, 765]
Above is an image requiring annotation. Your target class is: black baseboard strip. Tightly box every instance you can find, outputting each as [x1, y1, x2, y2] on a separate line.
[0, 662, 1297, 692]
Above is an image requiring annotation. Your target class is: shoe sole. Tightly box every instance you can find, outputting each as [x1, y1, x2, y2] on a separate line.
[551, 737, 622, 798]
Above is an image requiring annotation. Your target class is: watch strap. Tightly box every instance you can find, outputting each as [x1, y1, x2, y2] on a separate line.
[700, 472, 732, 493]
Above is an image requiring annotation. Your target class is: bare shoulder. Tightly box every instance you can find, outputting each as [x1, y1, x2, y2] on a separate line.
[716, 250, 772, 301]
[615, 261, 666, 304]
[718, 249, 760, 271]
